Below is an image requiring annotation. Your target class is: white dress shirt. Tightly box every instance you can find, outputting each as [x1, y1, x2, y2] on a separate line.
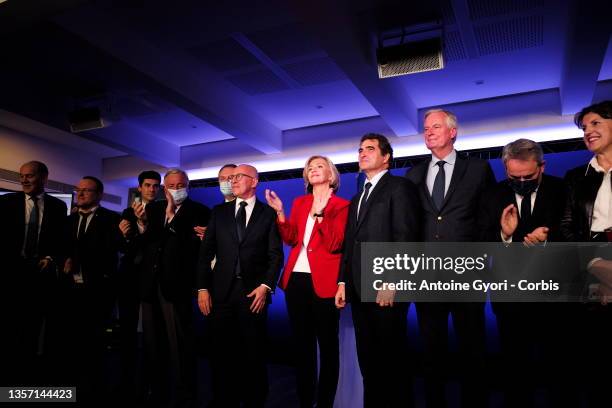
[357, 169, 388, 217]
[293, 214, 316, 273]
[21, 193, 45, 256]
[589, 157, 612, 232]
[426, 150, 457, 197]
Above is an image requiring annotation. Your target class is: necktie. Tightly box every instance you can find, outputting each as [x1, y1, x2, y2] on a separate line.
[357, 182, 372, 223]
[518, 193, 532, 238]
[78, 212, 92, 240]
[24, 196, 39, 258]
[236, 201, 247, 241]
[432, 160, 446, 210]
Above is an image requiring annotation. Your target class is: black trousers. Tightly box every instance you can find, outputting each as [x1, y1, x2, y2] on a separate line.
[116, 267, 142, 400]
[209, 278, 269, 408]
[2, 259, 55, 386]
[416, 302, 487, 408]
[285, 272, 339, 408]
[141, 285, 197, 408]
[351, 298, 413, 408]
[494, 303, 539, 408]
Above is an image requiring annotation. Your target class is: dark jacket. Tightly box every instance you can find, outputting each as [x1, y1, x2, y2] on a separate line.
[141, 198, 210, 302]
[405, 153, 495, 242]
[338, 171, 421, 300]
[479, 174, 567, 242]
[67, 206, 122, 290]
[561, 163, 608, 242]
[197, 199, 283, 303]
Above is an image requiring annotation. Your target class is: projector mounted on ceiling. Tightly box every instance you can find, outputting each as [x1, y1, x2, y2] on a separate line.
[376, 21, 444, 79]
[68, 93, 118, 133]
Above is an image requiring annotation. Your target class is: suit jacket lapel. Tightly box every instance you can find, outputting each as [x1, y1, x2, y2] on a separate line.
[356, 172, 390, 231]
[440, 154, 468, 210]
[412, 161, 437, 212]
[229, 200, 240, 243]
[244, 200, 264, 240]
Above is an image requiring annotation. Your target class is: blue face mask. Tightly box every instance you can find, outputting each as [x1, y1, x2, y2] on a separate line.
[219, 181, 233, 196]
[167, 188, 188, 205]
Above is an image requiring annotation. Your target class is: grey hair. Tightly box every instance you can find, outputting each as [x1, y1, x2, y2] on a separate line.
[501, 139, 544, 164]
[164, 168, 190, 182]
[424, 108, 458, 130]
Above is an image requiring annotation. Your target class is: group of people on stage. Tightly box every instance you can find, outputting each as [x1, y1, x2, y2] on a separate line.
[1, 100, 610, 408]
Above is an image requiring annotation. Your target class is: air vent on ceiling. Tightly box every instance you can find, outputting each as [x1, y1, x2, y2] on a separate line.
[377, 37, 444, 78]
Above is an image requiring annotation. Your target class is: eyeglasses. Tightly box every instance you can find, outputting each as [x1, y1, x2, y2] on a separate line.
[227, 173, 254, 182]
[74, 188, 97, 194]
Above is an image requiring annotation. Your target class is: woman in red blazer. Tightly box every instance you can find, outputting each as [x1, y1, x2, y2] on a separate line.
[265, 155, 349, 408]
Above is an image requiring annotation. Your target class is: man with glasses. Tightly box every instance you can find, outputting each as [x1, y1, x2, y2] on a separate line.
[62, 176, 122, 403]
[137, 168, 210, 408]
[197, 164, 283, 408]
[0, 161, 67, 386]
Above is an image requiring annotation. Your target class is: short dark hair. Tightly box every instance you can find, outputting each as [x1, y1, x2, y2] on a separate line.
[22, 161, 49, 178]
[574, 100, 612, 128]
[360, 133, 394, 163]
[82, 176, 104, 194]
[218, 164, 237, 174]
[138, 170, 161, 186]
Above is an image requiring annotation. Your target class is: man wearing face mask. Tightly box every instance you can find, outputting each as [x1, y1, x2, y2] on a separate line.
[137, 168, 210, 408]
[478, 139, 566, 407]
[218, 164, 237, 202]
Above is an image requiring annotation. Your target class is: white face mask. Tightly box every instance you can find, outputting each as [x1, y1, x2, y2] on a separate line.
[167, 188, 188, 205]
[219, 181, 233, 196]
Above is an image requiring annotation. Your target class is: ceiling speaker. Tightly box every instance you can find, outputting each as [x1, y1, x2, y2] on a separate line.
[377, 37, 444, 78]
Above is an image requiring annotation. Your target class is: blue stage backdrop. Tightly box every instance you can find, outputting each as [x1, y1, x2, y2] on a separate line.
[189, 149, 592, 361]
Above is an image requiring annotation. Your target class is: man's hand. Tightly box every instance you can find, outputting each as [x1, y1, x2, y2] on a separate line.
[198, 290, 212, 316]
[500, 204, 518, 240]
[38, 258, 51, 271]
[523, 226, 549, 246]
[119, 219, 132, 238]
[164, 189, 177, 221]
[194, 226, 207, 241]
[131, 201, 147, 223]
[335, 284, 346, 309]
[63, 258, 73, 275]
[376, 289, 396, 307]
[247, 285, 268, 314]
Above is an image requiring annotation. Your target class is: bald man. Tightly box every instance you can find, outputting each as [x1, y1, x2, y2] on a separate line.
[0, 161, 67, 385]
[197, 164, 283, 408]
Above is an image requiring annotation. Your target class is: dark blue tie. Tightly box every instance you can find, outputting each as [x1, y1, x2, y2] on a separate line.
[432, 160, 446, 210]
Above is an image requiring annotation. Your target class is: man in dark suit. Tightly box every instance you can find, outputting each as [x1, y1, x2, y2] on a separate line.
[335, 134, 421, 408]
[137, 168, 210, 408]
[478, 139, 566, 407]
[405, 109, 495, 408]
[197, 164, 283, 408]
[117, 170, 161, 401]
[62, 176, 122, 403]
[0, 161, 67, 386]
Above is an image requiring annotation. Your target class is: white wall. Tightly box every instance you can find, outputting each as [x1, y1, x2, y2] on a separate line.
[0, 125, 126, 212]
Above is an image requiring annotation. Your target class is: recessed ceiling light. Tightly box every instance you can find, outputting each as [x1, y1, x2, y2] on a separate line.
[474, 80, 484, 85]
[315, 105, 323, 109]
